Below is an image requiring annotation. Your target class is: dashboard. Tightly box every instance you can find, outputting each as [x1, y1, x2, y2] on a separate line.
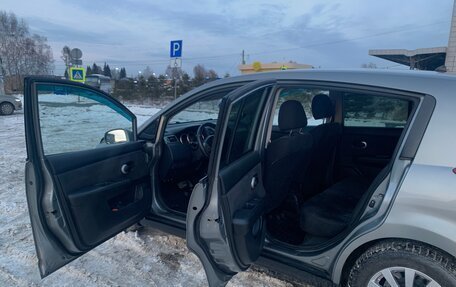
[159, 120, 216, 182]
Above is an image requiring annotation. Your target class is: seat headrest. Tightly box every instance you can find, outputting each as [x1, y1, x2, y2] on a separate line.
[312, 94, 334, 120]
[278, 100, 308, 131]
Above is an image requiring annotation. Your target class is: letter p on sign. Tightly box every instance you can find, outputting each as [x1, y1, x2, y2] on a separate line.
[170, 40, 183, 58]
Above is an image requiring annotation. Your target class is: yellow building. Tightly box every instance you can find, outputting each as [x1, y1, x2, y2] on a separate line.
[238, 61, 313, 74]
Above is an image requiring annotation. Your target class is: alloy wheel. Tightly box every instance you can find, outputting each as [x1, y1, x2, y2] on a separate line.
[0, 103, 14, 115]
[368, 267, 441, 287]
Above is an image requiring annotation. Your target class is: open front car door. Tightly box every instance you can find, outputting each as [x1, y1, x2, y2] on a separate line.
[187, 80, 276, 286]
[24, 77, 152, 277]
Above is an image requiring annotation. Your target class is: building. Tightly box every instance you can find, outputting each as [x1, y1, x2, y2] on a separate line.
[369, 0, 456, 72]
[238, 61, 313, 74]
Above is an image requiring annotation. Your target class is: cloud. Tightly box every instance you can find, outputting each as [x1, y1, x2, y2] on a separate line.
[1, 0, 454, 75]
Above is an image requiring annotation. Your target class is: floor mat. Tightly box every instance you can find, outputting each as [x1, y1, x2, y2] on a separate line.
[266, 210, 306, 245]
[160, 182, 192, 213]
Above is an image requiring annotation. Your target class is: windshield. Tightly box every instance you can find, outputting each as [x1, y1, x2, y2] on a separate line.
[169, 98, 221, 124]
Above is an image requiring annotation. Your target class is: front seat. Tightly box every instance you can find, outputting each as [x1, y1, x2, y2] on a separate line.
[299, 94, 341, 199]
[264, 100, 313, 212]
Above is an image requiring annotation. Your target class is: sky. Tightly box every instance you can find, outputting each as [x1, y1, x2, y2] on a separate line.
[2, 0, 454, 77]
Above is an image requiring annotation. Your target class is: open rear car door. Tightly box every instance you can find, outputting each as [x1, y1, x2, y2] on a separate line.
[24, 77, 152, 277]
[187, 80, 276, 286]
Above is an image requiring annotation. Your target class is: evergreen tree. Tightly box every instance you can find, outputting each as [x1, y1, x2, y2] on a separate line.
[179, 72, 192, 95]
[92, 63, 101, 74]
[147, 74, 159, 98]
[119, 67, 127, 78]
[103, 63, 112, 78]
[64, 69, 69, 79]
[86, 66, 92, 75]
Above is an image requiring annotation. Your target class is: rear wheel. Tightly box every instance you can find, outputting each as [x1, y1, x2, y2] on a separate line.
[347, 240, 456, 287]
[0, 102, 14, 115]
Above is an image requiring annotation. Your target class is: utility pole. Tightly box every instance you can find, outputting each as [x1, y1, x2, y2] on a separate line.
[242, 50, 246, 65]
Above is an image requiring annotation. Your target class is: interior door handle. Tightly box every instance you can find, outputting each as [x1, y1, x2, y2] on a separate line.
[121, 164, 131, 175]
[251, 175, 258, 190]
[353, 141, 367, 150]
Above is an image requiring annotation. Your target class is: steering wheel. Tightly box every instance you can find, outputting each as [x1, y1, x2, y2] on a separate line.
[196, 122, 216, 157]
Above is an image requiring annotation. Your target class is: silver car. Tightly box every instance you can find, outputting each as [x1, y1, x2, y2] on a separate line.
[0, 94, 22, 115]
[23, 71, 456, 287]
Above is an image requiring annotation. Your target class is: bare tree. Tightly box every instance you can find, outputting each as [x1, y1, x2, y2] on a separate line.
[61, 45, 71, 77]
[207, 69, 218, 80]
[192, 64, 207, 87]
[165, 65, 183, 80]
[142, 66, 153, 78]
[0, 11, 54, 91]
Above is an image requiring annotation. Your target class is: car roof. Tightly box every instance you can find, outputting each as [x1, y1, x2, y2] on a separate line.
[198, 69, 456, 98]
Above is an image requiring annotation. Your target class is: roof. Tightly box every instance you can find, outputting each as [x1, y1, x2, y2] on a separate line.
[86, 74, 111, 79]
[186, 69, 456, 101]
[369, 47, 447, 71]
[238, 62, 313, 74]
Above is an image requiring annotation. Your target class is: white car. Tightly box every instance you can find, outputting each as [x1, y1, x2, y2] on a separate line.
[0, 94, 22, 115]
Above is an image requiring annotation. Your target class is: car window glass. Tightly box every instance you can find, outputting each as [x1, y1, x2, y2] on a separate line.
[168, 90, 234, 124]
[37, 84, 133, 155]
[272, 88, 327, 126]
[220, 87, 267, 166]
[343, 93, 409, 128]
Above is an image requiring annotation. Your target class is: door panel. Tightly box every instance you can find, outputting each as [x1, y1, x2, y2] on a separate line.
[187, 79, 274, 286]
[337, 127, 402, 180]
[219, 153, 265, 267]
[24, 77, 152, 277]
[48, 144, 151, 249]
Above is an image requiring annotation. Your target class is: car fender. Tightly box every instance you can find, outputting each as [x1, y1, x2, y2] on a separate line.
[332, 163, 456, 284]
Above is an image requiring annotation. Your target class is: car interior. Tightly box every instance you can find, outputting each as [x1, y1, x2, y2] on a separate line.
[150, 85, 414, 249]
[156, 92, 225, 213]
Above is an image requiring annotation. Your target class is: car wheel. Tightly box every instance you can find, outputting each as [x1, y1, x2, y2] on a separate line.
[0, 102, 14, 115]
[347, 240, 456, 287]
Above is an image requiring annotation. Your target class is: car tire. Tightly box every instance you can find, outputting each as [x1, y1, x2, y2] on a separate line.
[0, 102, 14, 115]
[347, 240, 456, 287]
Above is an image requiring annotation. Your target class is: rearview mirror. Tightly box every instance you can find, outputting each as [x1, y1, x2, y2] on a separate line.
[104, 129, 130, 144]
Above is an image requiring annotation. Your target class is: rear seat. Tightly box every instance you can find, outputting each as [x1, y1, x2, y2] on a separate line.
[298, 94, 391, 238]
[299, 167, 389, 238]
[298, 94, 341, 199]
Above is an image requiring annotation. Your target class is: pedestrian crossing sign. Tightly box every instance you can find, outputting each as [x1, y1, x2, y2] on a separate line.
[70, 67, 85, 82]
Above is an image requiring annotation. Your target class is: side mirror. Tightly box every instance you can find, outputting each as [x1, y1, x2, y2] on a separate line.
[104, 129, 130, 144]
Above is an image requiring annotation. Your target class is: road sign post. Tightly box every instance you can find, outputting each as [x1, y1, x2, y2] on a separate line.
[170, 40, 183, 99]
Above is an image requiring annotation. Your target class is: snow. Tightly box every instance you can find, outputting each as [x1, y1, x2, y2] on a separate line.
[0, 101, 312, 287]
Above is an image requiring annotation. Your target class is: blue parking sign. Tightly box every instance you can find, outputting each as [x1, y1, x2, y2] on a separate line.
[170, 40, 183, 58]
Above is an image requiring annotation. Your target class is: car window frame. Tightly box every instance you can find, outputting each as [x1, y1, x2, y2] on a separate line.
[219, 85, 271, 167]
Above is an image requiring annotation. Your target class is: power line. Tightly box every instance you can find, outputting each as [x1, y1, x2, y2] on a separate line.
[51, 20, 449, 69]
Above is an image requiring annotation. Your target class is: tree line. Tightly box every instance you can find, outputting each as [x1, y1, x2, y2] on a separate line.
[60, 44, 227, 102]
[0, 11, 54, 92]
[113, 64, 226, 103]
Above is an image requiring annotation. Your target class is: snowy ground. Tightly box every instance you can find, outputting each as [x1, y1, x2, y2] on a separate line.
[0, 101, 315, 287]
